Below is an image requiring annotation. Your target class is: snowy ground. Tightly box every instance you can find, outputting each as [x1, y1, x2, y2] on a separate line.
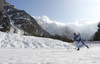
[0, 32, 100, 64]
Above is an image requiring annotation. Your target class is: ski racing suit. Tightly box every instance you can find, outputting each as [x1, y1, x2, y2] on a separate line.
[74, 35, 87, 48]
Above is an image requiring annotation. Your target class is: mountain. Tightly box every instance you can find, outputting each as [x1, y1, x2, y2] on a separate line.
[0, 0, 7, 11]
[0, 0, 50, 37]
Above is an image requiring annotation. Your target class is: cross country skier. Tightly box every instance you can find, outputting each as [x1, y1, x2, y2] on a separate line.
[73, 33, 89, 50]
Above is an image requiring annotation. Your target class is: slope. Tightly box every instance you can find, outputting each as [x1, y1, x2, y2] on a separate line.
[0, 33, 99, 64]
[0, 32, 73, 49]
[0, 0, 51, 37]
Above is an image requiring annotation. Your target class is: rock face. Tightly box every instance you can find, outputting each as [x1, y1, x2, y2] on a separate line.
[0, 0, 50, 37]
[0, 11, 11, 32]
[0, 0, 7, 11]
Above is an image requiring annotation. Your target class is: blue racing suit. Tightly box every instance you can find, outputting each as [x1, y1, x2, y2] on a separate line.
[74, 35, 87, 48]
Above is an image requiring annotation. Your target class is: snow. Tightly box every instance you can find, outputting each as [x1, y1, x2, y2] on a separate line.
[0, 32, 100, 64]
[8, 15, 25, 35]
[0, 32, 71, 49]
[0, 25, 3, 29]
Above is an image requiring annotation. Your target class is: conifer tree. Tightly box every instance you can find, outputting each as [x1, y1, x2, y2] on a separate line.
[93, 22, 100, 41]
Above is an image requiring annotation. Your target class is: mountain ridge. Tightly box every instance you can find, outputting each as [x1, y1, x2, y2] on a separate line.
[0, 0, 51, 37]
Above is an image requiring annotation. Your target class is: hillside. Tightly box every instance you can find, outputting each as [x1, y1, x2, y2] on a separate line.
[0, 32, 72, 49]
[0, 0, 50, 37]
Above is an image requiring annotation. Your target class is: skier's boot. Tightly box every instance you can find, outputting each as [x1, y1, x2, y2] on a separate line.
[86, 45, 89, 49]
[77, 47, 80, 50]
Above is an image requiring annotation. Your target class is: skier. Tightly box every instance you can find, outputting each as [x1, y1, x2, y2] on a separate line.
[73, 33, 89, 50]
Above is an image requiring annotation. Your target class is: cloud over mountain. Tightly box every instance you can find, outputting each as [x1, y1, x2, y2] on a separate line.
[33, 16, 99, 40]
[67, 18, 100, 39]
[33, 16, 67, 36]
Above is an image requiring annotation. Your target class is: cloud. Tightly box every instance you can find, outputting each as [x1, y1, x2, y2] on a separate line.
[33, 16, 99, 40]
[33, 16, 67, 36]
[67, 18, 100, 39]
[33, 16, 66, 26]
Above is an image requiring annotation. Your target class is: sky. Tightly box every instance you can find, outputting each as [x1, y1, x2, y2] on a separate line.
[6, 0, 100, 39]
[6, 0, 100, 23]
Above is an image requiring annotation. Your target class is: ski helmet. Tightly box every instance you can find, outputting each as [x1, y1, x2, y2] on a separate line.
[74, 33, 76, 35]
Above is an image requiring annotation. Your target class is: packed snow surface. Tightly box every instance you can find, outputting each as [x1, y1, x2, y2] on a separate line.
[0, 32, 100, 64]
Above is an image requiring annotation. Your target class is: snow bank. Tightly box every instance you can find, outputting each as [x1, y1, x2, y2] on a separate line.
[0, 32, 100, 64]
[0, 32, 73, 49]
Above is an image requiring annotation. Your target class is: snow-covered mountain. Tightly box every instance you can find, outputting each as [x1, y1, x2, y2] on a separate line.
[0, 0, 50, 37]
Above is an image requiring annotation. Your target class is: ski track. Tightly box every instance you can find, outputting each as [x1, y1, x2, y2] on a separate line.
[0, 32, 99, 64]
[0, 47, 100, 64]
